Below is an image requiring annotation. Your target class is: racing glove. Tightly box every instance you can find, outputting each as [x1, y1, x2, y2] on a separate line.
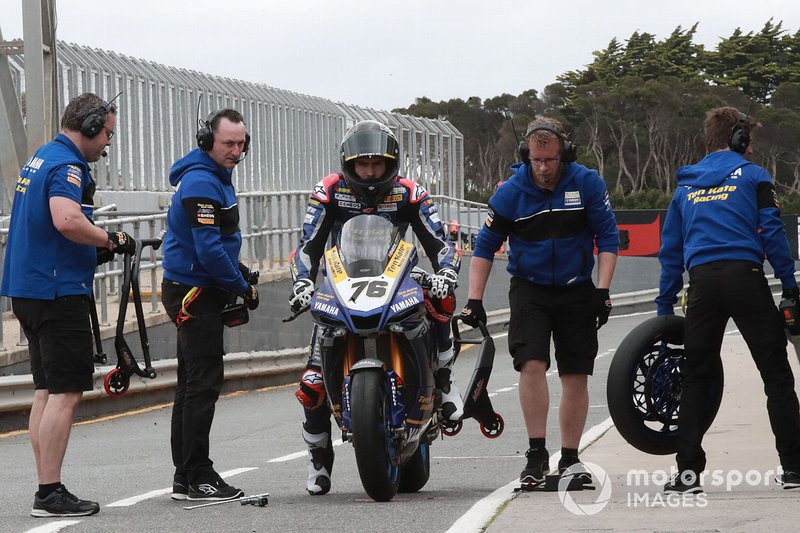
[96, 247, 114, 266]
[107, 231, 137, 255]
[289, 279, 315, 314]
[242, 284, 259, 310]
[428, 269, 458, 299]
[461, 298, 487, 328]
[239, 262, 260, 285]
[593, 288, 613, 330]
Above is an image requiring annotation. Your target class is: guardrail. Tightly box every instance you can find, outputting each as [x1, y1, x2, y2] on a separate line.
[0, 192, 490, 352]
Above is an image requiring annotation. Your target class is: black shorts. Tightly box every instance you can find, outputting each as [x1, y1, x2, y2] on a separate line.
[12, 295, 94, 393]
[507, 277, 598, 375]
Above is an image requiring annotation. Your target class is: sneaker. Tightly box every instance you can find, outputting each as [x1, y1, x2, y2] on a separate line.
[435, 367, 464, 422]
[664, 471, 703, 494]
[171, 473, 188, 501]
[520, 448, 550, 486]
[187, 477, 244, 501]
[777, 470, 800, 489]
[31, 485, 100, 518]
[558, 459, 593, 486]
[303, 428, 334, 495]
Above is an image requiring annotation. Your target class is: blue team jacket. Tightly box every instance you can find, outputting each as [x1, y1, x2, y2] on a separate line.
[161, 149, 248, 295]
[473, 161, 619, 286]
[656, 150, 797, 315]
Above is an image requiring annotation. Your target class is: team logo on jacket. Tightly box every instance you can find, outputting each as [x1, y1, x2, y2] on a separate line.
[486, 208, 495, 228]
[66, 165, 83, 187]
[196, 203, 215, 225]
[335, 193, 356, 202]
[378, 203, 398, 212]
[564, 190, 581, 206]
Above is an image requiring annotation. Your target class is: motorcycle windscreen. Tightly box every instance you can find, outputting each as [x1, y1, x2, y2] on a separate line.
[337, 215, 399, 277]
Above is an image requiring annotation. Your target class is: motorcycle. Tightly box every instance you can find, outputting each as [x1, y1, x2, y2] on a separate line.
[295, 214, 502, 502]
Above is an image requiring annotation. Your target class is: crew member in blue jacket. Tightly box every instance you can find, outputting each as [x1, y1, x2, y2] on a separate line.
[462, 118, 619, 487]
[288, 120, 462, 495]
[161, 109, 259, 502]
[1, 93, 136, 517]
[656, 107, 800, 493]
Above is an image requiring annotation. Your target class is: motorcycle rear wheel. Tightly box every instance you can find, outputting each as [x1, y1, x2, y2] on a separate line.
[398, 442, 430, 493]
[351, 370, 400, 502]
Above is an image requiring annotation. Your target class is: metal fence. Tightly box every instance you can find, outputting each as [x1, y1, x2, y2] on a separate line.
[2, 41, 464, 206]
[0, 192, 489, 351]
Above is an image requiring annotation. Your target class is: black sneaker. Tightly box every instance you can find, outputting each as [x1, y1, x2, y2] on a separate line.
[520, 448, 550, 486]
[31, 485, 100, 518]
[187, 477, 244, 501]
[777, 470, 800, 489]
[664, 471, 703, 494]
[172, 473, 189, 501]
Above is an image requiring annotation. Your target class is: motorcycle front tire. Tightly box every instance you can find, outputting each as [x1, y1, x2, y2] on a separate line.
[351, 369, 400, 502]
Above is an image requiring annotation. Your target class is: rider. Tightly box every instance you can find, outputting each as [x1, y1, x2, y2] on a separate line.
[288, 120, 463, 495]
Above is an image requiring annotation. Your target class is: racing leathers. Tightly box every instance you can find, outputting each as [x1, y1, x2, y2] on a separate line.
[290, 172, 462, 495]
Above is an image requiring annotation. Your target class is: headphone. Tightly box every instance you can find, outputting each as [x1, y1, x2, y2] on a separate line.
[78, 92, 123, 139]
[196, 110, 251, 154]
[79, 106, 107, 139]
[728, 111, 751, 154]
[518, 123, 577, 164]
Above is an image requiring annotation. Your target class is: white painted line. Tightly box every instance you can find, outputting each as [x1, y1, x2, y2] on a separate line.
[106, 488, 171, 507]
[105, 467, 258, 507]
[488, 393, 498, 398]
[23, 521, 81, 533]
[444, 478, 520, 533]
[446, 417, 615, 533]
[267, 439, 344, 463]
[493, 387, 515, 393]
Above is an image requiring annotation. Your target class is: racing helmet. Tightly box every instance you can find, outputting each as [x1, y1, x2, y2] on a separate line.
[340, 120, 400, 206]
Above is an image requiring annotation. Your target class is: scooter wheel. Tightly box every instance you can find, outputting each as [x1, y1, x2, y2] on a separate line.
[104, 368, 129, 397]
[442, 420, 463, 437]
[480, 413, 504, 439]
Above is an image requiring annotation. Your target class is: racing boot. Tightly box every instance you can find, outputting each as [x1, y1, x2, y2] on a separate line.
[302, 426, 334, 495]
[435, 366, 464, 422]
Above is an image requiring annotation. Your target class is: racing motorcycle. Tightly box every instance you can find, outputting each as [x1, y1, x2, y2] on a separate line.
[295, 214, 503, 502]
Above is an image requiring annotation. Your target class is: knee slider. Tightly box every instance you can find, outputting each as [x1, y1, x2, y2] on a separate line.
[295, 368, 326, 410]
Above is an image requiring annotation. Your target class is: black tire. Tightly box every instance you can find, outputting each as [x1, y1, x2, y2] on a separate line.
[351, 370, 400, 502]
[398, 442, 430, 493]
[606, 315, 724, 455]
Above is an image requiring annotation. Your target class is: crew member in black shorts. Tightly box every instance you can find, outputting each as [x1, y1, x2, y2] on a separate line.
[1, 93, 136, 517]
[461, 117, 619, 486]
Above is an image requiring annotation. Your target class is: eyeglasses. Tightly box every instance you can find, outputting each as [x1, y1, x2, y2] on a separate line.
[104, 127, 115, 140]
[531, 157, 559, 167]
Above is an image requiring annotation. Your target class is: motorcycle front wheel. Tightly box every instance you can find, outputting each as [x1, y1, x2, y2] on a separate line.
[351, 370, 400, 502]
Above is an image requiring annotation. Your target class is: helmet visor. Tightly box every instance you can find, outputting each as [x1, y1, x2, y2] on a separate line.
[341, 131, 398, 163]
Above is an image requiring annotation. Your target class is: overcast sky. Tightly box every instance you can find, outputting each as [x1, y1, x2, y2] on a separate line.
[1, 0, 799, 110]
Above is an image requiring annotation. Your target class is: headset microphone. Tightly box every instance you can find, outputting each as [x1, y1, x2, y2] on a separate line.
[101, 150, 108, 158]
